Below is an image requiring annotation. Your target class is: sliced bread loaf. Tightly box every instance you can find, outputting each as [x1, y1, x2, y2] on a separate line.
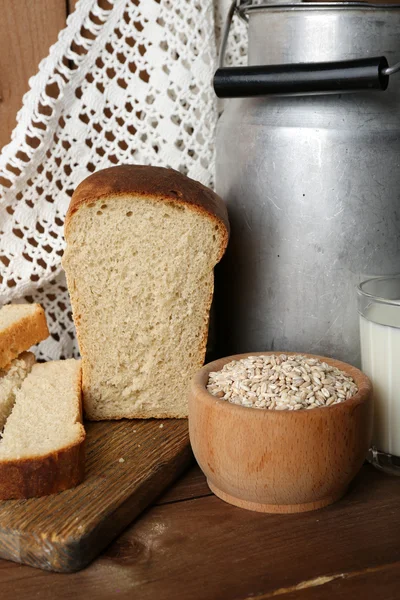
[0, 359, 85, 499]
[0, 303, 49, 369]
[63, 165, 229, 420]
[0, 351, 35, 430]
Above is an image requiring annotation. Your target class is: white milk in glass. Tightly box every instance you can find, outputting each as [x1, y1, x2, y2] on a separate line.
[360, 303, 400, 457]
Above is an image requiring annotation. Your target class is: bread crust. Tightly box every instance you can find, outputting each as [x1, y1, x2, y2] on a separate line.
[0, 304, 49, 370]
[64, 165, 229, 260]
[0, 435, 85, 500]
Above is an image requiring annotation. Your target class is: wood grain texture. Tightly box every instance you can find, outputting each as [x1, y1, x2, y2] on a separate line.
[0, 0, 66, 151]
[0, 419, 191, 572]
[190, 352, 373, 513]
[155, 464, 211, 505]
[0, 464, 399, 599]
[248, 562, 400, 599]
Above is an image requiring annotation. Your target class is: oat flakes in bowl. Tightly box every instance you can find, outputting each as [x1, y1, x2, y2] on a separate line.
[206, 354, 358, 411]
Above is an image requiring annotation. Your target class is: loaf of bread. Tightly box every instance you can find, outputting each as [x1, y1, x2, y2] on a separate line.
[63, 165, 229, 419]
[0, 303, 49, 369]
[0, 359, 85, 499]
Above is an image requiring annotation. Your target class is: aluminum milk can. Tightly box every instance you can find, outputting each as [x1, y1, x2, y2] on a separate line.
[214, 0, 400, 366]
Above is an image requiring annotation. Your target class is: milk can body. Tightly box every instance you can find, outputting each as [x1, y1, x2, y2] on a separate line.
[215, 3, 400, 366]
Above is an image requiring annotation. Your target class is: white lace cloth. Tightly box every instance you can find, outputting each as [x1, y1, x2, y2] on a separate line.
[0, 0, 246, 360]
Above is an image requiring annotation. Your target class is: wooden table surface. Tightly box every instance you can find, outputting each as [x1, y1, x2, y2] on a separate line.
[0, 461, 399, 599]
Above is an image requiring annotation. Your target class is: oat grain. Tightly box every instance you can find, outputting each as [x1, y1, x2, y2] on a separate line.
[207, 354, 358, 411]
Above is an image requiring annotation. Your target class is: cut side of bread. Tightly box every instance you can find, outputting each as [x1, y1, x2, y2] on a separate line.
[0, 303, 49, 369]
[0, 359, 85, 499]
[0, 351, 35, 430]
[63, 165, 229, 420]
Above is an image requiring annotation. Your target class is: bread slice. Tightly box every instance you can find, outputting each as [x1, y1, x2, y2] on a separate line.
[0, 351, 36, 430]
[63, 165, 229, 420]
[0, 303, 49, 369]
[0, 359, 85, 499]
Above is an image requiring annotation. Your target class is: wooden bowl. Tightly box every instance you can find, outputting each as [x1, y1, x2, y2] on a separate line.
[189, 352, 373, 514]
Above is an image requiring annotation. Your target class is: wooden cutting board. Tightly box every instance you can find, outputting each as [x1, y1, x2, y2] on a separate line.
[0, 419, 191, 573]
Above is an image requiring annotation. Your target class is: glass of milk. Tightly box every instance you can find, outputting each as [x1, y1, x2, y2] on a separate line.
[358, 276, 400, 475]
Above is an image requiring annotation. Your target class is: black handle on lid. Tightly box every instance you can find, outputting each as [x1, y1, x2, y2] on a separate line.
[213, 57, 389, 98]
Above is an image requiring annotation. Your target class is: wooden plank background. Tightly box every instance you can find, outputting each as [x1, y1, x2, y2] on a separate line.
[0, 0, 71, 152]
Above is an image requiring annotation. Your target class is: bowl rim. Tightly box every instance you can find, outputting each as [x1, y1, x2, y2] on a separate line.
[190, 351, 372, 417]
